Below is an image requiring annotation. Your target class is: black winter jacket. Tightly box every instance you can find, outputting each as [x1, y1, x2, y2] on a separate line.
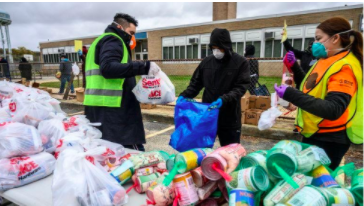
[180, 28, 250, 129]
[85, 24, 150, 145]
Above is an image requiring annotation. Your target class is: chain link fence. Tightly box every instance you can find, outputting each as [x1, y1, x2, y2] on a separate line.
[0, 58, 296, 120]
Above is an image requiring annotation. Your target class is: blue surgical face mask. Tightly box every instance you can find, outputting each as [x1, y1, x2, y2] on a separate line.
[312, 29, 353, 59]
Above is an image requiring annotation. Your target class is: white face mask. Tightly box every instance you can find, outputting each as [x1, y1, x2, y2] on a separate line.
[213, 49, 225, 59]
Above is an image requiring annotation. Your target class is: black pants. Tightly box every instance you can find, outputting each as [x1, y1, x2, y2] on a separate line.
[217, 128, 241, 146]
[302, 137, 350, 170]
[123, 144, 145, 152]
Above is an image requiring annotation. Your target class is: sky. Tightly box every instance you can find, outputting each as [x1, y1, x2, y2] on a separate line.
[0, 2, 361, 51]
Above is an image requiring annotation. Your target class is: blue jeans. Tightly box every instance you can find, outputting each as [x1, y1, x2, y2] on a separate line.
[59, 75, 74, 93]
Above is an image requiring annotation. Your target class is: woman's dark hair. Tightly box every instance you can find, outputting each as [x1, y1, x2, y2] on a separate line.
[317, 17, 363, 66]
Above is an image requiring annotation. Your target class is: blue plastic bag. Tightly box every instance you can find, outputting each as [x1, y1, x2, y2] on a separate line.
[169, 101, 219, 152]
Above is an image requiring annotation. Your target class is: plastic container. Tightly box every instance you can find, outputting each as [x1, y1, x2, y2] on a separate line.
[227, 166, 270, 192]
[263, 173, 308, 206]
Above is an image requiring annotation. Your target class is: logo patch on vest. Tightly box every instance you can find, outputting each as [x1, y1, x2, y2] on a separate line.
[305, 72, 318, 91]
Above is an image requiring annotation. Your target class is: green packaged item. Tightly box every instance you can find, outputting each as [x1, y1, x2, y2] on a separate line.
[166, 154, 175, 172]
[263, 173, 308, 206]
[129, 150, 169, 170]
[266, 148, 298, 178]
[296, 146, 331, 174]
[271, 140, 304, 154]
[227, 166, 270, 192]
[350, 168, 363, 206]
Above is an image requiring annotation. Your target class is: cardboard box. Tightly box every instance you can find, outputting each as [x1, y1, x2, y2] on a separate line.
[140, 103, 156, 109]
[255, 96, 271, 110]
[245, 109, 263, 125]
[240, 95, 250, 112]
[249, 95, 258, 109]
[241, 111, 245, 124]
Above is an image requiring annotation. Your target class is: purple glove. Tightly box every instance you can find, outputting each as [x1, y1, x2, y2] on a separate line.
[283, 51, 296, 70]
[274, 83, 288, 98]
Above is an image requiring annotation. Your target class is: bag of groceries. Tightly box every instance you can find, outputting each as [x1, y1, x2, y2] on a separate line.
[12, 99, 53, 127]
[132, 71, 175, 105]
[0, 152, 56, 191]
[0, 122, 43, 159]
[52, 147, 128, 206]
[38, 119, 68, 153]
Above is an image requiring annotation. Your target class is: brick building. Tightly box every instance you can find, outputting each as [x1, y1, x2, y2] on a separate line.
[39, 3, 363, 66]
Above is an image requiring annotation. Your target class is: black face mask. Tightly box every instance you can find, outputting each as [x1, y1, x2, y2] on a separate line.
[112, 22, 132, 44]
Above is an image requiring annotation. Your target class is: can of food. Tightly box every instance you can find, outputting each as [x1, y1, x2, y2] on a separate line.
[190, 167, 209, 188]
[197, 181, 218, 201]
[110, 160, 134, 185]
[175, 148, 212, 174]
[134, 173, 160, 194]
[228, 166, 270, 192]
[173, 172, 199, 206]
[272, 140, 302, 154]
[239, 150, 268, 170]
[229, 189, 255, 206]
[286, 186, 327, 206]
[147, 183, 175, 206]
[266, 148, 298, 178]
[311, 165, 339, 188]
[135, 166, 155, 176]
[297, 146, 330, 174]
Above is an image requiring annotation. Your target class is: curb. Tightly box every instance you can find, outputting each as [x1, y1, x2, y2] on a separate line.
[59, 102, 363, 153]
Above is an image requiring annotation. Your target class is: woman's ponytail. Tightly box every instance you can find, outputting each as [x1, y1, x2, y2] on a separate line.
[350, 30, 363, 67]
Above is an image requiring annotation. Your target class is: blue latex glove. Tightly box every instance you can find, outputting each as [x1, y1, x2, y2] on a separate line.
[274, 83, 288, 98]
[78, 49, 82, 56]
[177, 96, 185, 103]
[209, 98, 223, 110]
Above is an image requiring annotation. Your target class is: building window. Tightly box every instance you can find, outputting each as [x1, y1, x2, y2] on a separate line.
[304, 38, 315, 50]
[246, 41, 261, 57]
[187, 45, 198, 59]
[174, 46, 186, 59]
[163, 47, 173, 60]
[232, 42, 245, 56]
[293, 39, 303, 51]
[201, 44, 212, 58]
[265, 40, 282, 57]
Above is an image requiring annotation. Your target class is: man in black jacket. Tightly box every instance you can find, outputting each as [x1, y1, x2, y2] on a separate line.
[85, 13, 160, 151]
[179, 28, 250, 146]
[58, 55, 74, 94]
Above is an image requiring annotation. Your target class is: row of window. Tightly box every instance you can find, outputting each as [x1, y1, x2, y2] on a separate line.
[43, 53, 81, 63]
[162, 38, 315, 59]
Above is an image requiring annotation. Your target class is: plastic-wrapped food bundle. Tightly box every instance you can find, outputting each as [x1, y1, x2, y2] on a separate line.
[12, 99, 53, 127]
[93, 139, 126, 163]
[62, 115, 92, 132]
[132, 71, 175, 105]
[350, 168, 363, 206]
[38, 119, 67, 153]
[0, 122, 43, 159]
[129, 151, 169, 170]
[263, 173, 308, 206]
[0, 152, 56, 191]
[296, 146, 331, 174]
[0, 80, 15, 99]
[201, 143, 246, 181]
[54, 132, 87, 159]
[53, 147, 128, 206]
[130, 173, 160, 194]
[227, 166, 270, 192]
[146, 174, 175, 206]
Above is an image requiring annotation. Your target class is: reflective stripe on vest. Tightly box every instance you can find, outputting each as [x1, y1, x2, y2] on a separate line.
[295, 51, 363, 144]
[83, 33, 128, 107]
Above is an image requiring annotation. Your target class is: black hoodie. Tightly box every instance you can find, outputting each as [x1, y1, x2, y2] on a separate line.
[180, 28, 250, 129]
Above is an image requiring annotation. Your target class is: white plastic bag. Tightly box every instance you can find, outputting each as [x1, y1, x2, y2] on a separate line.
[52, 147, 128, 206]
[12, 100, 53, 127]
[0, 152, 56, 191]
[258, 93, 282, 131]
[72, 62, 80, 75]
[0, 122, 43, 159]
[132, 71, 175, 105]
[38, 119, 68, 153]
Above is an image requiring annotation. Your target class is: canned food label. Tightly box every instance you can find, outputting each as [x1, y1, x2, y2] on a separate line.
[273, 140, 302, 154]
[311, 166, 338, 188]
[326, 188, 355, 205]
[174, 173, 198, 205]
[136, 167, 154, 176]
[287, 187, 326, 206]
[182, 149, 207, 171]
[311, 147, 331, 165]
[229, 190, 254, 206]
[271, 174, 306, 204]
[116, 169, 132, 184]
